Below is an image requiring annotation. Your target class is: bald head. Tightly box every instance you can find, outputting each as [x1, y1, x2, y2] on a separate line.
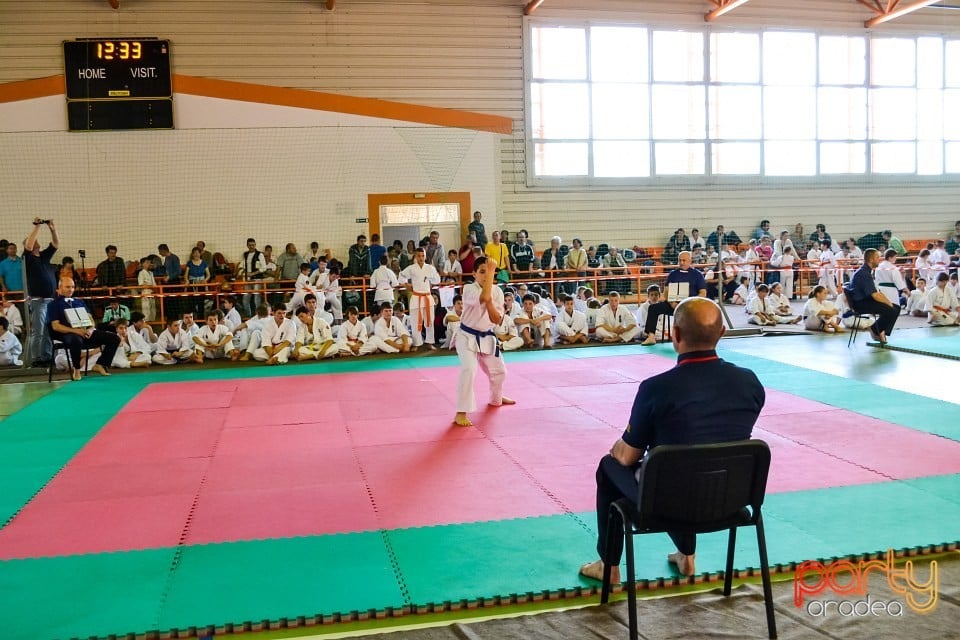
[57, 277, 76, 297]
[672, 297, 724, 352]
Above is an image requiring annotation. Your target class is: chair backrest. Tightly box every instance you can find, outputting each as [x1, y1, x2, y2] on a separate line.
[636, 440, 770, 530]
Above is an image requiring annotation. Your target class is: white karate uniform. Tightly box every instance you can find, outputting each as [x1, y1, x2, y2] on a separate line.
[769, 292, 797, 323]
[732, 283, 750, 304]
[180, 321, 201, 341]
[555, 308, 588, 339]
[361, 316, 377, 337]
[775, 253, 795, 298]
[296, 317, 338, 359]
[254, 317, 296, 363]
[915, 256, 933, 285]
[370, 265, 399, 304]
[0, 331, 23, 366]
[836, 295, 875, 330]
[312, 271, 342, 321]
[443, 313, 461, 349]
[337, 319, 380, 356]
[802, 298, 837, 331]
[441, 259, 462, 282]
[456, 282, 506, 413]
[874, 260, 907, 306]
[287, 273, 317, 312]
[495, 315, 524, 352]
[195, 324, 235, 359]
[241, 315, 268, 356]
[153, 328, 194, 365]
[748, 296, 778, 325]
[373, 316, 406, 353]
[930, 248, 950, 281]
[595, 304, 640, 342]
[506, 300, 522, 318]
[818, 248, 837, 296]
[138, 269, 157, 321]
[906, 287, 929, 315]
[136, 326, 158, 354]
[399, 262, 441, 347]
[926, 286, 960, 325]
[516, 308, 551, 346]
[2, 304, 23, 337]
[113, 330, 153, 368]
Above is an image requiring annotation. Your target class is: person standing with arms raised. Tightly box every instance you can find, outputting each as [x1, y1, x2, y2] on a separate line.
[453, 256, 515, 427]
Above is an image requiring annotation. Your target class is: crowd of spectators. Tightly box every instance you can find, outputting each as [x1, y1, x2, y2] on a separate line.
[1, 216, 959, 369]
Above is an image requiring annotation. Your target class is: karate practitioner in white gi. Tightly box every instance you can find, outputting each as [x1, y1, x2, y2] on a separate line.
[399, 247, 441, 350]
[454, 256, 515, 427]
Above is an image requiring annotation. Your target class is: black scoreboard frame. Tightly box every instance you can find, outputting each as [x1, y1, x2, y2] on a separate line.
[63, 38, 174, 131]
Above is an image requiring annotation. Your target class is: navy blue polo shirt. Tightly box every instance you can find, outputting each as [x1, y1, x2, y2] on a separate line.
[848, 263, 877, 303]
[666, 268, 707, 296]
[24, 244, 57, 298]
[623, 350, 765, 451]
[47, 295, 90, 335]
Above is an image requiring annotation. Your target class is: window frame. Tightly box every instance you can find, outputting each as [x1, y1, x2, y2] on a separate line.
[524, 18, 960, 187]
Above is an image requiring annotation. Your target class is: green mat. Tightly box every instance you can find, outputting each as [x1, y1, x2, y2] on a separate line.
[867, 334, 960, 361]
[3, 475, 959, 640]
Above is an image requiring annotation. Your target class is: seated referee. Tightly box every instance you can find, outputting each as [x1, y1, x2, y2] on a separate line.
[48, 277, 120, 380]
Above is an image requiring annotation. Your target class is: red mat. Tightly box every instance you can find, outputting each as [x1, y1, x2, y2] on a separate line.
[1, 353, 947, 558]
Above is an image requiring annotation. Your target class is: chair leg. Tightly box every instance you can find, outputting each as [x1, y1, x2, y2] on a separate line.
[847, 319, 857, 347]
[623, 525, 638, 640]
[755, 515, 778, 639]
[724, 527, 737, 596]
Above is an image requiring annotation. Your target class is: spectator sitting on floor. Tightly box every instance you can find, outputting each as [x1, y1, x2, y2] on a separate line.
[0, 316, 23, 367]
[747, 283, 778, 327]
[112, 319, 152, 368]
[769, 282, 802, 324]
[802, 285, 844, 333]
[515, 293, 553, 349]
[555, 293, 589, 345]
[595, 291, 640, 343]
[927, 272, 960, 326]
[153, 317, 197, 365]
[2, 300, 23, 337]
[730, 276, 750, 305]
[905, 278, 929, 317]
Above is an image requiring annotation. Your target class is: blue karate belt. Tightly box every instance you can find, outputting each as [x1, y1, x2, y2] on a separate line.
[460, 323, 501, 358]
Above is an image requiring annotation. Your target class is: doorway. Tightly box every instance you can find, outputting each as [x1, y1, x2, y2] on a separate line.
[368, 192, 472, 256]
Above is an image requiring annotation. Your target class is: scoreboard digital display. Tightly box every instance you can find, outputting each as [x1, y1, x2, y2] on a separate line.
[63, 38, 173, 131]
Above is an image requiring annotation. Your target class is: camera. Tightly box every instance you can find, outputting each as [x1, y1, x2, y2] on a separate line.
[78, 249, 86, 258]
[34, 219, 50, 225]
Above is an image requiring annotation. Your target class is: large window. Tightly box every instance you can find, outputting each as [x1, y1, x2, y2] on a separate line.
[527, 23, 960, 182]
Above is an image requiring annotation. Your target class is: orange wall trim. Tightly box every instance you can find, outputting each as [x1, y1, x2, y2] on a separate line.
[0, 75, 65, 103]
[0, 73, 512, 135]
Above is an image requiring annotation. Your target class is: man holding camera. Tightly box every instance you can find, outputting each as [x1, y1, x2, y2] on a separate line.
[24, 218, 59, 365]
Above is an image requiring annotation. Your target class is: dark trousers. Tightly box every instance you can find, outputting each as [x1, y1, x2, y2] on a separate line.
[644, 301, 675, 335]
[596, 455, 696, 565]
[854, 298, 899, 336]
[58, 330, 120, 370]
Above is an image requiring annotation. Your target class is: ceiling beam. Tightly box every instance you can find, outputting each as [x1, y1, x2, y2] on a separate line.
[705, 0, 752, 22]
[862, 0, 941, 27]
[524, 0, 546, 16]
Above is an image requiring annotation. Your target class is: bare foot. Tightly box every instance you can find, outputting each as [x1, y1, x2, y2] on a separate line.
[239, 352, 251, 361]
[499, 396, 516, 405]
[230, 350, 240, 361]
[71, 369, 82, 381]
[668, 551, 696, 577]
[267, 356, 278, 365]
[453, 412, 472, 427]
[579, 559, 621, 586]
[91, 364, 110, 377]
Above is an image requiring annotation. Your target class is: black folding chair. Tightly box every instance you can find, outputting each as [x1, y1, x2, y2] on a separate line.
[842, 288, 878, 348]
[49, 337, 89, 383]
[600, 440, 777, 640]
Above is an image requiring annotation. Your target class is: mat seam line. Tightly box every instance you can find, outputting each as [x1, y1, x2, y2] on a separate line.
[344, 422, 413, 610]
[475, 426, 595, 537]
[152, 403, 229, 632]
